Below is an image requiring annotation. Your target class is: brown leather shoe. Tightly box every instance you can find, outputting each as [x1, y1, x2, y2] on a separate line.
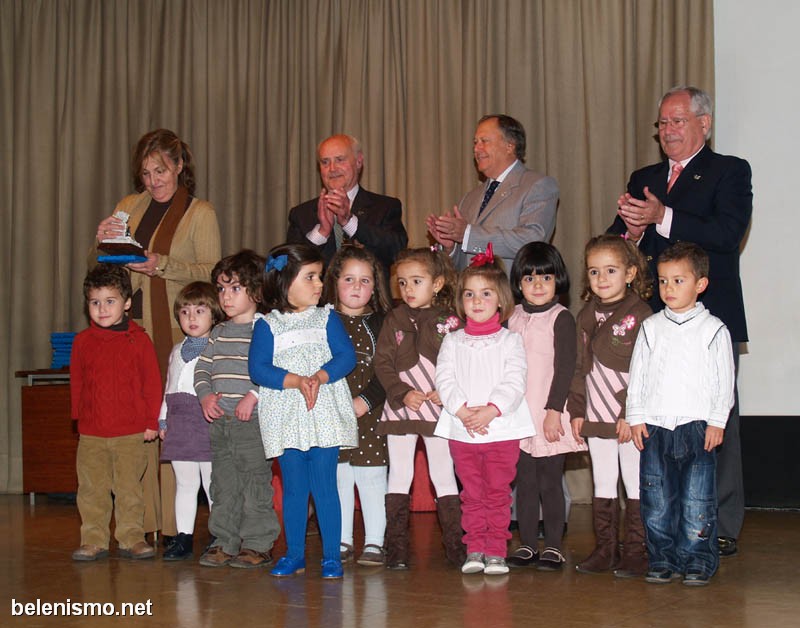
[199, 545, 235, 567]
[72, 544, 109, 561]
[229, 548, 273, 569]
[118, 541, 155, 560]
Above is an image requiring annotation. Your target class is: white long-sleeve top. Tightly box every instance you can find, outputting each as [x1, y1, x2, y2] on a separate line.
[627, 303, 734, 430]
[434, 327, 535, 443]
[158, 341, 200, 426]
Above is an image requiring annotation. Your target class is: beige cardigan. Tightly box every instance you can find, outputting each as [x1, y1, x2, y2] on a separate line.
[91, 191, 222, 344]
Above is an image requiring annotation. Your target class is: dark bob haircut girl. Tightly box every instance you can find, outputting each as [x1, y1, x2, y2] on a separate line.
[509, 241, 570, 302]
[262, 242, 324, 313]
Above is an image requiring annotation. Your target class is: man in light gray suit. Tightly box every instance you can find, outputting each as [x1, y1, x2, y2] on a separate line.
[427, 114, 559, 272]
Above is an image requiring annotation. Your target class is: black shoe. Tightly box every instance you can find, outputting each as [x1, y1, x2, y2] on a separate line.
[161, 534, 176, 549]
[718, 536, 738, 557]
[683, 570, 710, 586]
[507, 545, 539, 568]
[536, 547, 565, 572]
[645, 569, 681, 584]
[163, 533, 193, 561]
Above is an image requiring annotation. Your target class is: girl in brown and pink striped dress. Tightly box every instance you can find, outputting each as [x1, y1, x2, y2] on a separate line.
[567, 235, 652, 577]
[374, 248, 464, 570]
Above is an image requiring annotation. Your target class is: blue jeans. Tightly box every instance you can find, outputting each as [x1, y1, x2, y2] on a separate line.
[640, 421, 718, 577]
[278, 447, 341, 562]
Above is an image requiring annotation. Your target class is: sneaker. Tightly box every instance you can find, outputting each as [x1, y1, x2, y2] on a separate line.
[507, 545, 539, 568]
[645, 568, 682, 584]
[461, 552, 486, 574]
[230, 548, 273, 569]
[72, 544, 109, 562]
[118, 541, 155, 560]
[536, 547, 565, 572]
[683, 570, 711, 587]
[340, 543, 354, 563]
[357, 544, 385, 567]
[484, 556, 509, 575]
[718, 536, 738, 557]
[199, 545, 235, 568]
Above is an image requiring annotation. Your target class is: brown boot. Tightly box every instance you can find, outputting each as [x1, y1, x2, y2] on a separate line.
[614, 499, 649, 578]
[576, 497, 620, 574]
[384, 493, 410, 570]
[436, 494, 466, 567]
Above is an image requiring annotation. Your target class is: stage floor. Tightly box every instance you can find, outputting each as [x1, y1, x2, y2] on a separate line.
[2, 495, 798, 627]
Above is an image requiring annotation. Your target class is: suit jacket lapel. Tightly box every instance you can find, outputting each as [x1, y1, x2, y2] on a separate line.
[666, 144, 711, 201]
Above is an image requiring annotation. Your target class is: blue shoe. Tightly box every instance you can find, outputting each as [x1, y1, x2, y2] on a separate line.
[321, 558, 343, 579]
[270, 556, 306, 577]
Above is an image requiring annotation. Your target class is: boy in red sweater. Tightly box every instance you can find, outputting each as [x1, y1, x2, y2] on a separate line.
[70, 264, 162, 561]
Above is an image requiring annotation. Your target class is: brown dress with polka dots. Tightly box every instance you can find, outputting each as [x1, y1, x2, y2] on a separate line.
[337, 311, 388, 466]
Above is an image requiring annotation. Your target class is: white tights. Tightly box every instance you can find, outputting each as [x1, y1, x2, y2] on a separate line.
[587, 437, 640, 499]
[171, 460, 212, 534]
[386, 434, 459, 497]
[337, 462, 388, 547]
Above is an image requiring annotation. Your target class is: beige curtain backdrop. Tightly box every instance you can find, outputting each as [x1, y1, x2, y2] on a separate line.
[0, 0, 713, 493]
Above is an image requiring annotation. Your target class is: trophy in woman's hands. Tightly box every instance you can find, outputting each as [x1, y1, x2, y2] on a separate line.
[97, 211, 147, 263]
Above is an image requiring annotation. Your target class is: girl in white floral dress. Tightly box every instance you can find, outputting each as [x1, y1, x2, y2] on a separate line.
[249, 243, 358, 580]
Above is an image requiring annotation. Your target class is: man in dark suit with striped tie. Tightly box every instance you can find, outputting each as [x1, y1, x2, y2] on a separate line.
[610, 85, 753, 559]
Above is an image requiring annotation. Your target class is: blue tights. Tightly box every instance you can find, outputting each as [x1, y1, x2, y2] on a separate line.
[278, 447, 341, 562]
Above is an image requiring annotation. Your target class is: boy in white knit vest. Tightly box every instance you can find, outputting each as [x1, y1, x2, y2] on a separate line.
[627, 242, 735, 587]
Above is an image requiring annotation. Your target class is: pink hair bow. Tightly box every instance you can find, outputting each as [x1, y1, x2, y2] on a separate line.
[470, 242, 495, 268]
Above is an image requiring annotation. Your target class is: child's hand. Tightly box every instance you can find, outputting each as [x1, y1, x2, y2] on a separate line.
[543, 409, 565, 443]
[462, 405, 497, 435]
[158, 429, 166, 441]
[571, 417, 585, 445]
[616, 419, 632, 444]
[631, 424, 649, 451]
[200, 393, 224, 422]
[403, 390, 427, 411]
[704, 425, 724, 451]
[143, 429, 159, 442]
[300, 375, 320, 410]
[427, 390, 441, 406]
[352, 396, 369, 418]
[234, 393, 257, 421]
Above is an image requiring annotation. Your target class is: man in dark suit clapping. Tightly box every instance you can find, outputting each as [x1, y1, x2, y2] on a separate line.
[610, 85, 753, 559]
[287, 134, 407, 278]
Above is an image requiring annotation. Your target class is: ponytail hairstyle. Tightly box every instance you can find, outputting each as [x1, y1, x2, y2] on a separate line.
[394, 247, 458, 310]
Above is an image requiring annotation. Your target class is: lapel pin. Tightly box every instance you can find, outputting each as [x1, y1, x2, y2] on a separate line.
[693, 174, 701, 180]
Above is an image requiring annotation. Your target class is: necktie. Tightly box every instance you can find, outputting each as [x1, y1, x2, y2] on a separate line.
[333, 221, 345, 249]
[477, 180, 500, 217]
[667, 163, 683, 192]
